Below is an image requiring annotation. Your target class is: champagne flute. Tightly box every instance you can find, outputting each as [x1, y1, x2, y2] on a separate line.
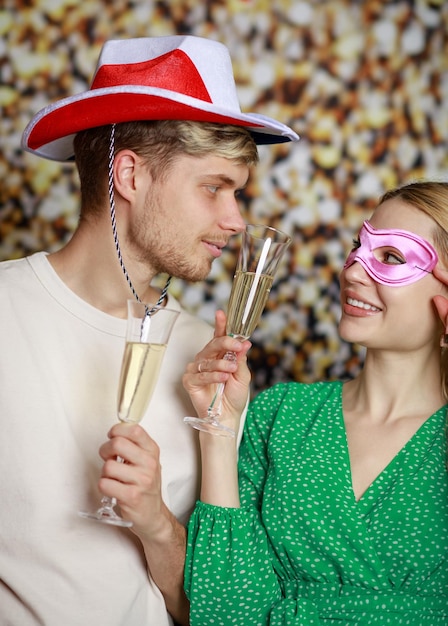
[184, 224, 291, 437]
[79, 300, 179, 527]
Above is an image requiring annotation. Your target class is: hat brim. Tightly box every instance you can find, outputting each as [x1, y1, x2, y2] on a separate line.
[22, 86, 299, 161]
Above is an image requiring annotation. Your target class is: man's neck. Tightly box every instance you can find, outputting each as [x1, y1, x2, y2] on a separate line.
[47, 222, 161, 318]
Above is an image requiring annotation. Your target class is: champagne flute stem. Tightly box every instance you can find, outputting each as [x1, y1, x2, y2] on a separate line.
[207, 350, 237, 419]
[207, 382, 225, 418]
[96, 454, 124, 515]
[98, 495, 117, 512]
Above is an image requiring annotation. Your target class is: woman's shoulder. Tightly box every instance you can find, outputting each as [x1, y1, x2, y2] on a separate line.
[244, 380, 343, 444]
[254, 379, 343, 405]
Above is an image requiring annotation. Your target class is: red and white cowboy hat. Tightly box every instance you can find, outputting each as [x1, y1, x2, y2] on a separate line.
[22, 35, 299, 161]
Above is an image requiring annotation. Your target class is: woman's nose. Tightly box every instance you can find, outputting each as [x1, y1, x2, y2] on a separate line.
[342, 259, 372, 284]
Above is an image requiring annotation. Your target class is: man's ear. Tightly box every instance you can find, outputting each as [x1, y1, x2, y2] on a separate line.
[113, 150, 139, 202]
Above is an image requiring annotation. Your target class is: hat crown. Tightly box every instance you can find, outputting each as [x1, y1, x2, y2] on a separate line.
[91, 49, 212, 103]
[91, 36, 242, 112]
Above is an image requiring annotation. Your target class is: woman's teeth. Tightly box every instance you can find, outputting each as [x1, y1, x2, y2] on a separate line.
[347, 297, 380, 312]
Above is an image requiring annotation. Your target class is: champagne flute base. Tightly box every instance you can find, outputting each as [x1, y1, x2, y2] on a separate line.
[183, 415, 235, 438]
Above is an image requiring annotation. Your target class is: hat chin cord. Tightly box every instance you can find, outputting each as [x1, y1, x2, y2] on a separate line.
[108, 123, 171, 315]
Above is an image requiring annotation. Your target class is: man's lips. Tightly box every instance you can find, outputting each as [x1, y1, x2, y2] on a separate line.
[203, 240, 225, 258]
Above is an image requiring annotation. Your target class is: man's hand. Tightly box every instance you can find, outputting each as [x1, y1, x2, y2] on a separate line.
[98, 425, 190, 625]
[99, 423, 168, 532]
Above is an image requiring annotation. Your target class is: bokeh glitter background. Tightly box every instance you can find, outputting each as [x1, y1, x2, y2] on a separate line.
[1, 0, 447, 395]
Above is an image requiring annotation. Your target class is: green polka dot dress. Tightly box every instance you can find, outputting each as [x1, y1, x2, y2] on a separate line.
[185, 381, 448, 625]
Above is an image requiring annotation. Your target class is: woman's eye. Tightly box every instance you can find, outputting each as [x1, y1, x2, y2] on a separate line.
[382, 250, 405, 265]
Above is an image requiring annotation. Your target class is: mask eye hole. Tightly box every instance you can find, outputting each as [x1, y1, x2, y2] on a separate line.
[374, 246, 406, 265]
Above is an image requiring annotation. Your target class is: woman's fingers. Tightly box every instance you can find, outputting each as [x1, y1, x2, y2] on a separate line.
[213, 309, 227, 337]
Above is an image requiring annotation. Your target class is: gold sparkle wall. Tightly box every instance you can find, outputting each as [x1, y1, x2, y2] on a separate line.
[1, 0, 447, 393]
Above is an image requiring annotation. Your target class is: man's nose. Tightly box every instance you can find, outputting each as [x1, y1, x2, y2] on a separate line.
[218, 197, 246, 234]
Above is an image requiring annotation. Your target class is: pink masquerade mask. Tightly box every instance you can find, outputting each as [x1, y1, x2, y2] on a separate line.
[343, 220, 438, 286]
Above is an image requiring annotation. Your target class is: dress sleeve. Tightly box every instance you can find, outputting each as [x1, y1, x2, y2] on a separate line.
[238, 384, 290, 509]
[185, 384, 323, 625]
[184, 387, 289, 624]
[185, 501, 282, 625]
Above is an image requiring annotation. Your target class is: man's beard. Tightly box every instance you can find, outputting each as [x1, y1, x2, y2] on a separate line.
[127, 203, 212, 282]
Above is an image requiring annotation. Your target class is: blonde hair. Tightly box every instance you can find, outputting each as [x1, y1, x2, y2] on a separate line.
[74, 120, 259, 216]
[380, 181, 448, 400]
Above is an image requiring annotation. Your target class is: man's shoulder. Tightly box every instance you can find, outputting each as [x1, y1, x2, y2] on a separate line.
[0, 255, 34, 284]
[167, 297, 214, 339]
[0, 255, 29, 269]
[0, 253, 51, 307]
[176, 306, 213, 335]
[175, 306, 214, 340]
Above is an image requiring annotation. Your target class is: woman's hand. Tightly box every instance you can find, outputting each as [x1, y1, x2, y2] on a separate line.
[184, 310, 249, 507]
[432, 265, 448, 341]
[182, 310, 252, 434]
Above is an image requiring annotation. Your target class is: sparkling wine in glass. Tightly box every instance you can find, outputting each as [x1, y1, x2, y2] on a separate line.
[184, 224, 291, 437]
[79, 300, 179, 527]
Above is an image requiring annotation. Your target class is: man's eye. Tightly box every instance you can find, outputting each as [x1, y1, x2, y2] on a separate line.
[206, 185, 219, 194]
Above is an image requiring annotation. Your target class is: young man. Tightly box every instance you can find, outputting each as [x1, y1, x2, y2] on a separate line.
[0, 36, 298, 626]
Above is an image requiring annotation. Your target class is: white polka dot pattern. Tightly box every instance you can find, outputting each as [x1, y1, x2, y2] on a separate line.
[185, 381, 448, 625]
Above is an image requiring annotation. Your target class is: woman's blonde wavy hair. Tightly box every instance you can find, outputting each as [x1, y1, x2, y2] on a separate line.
[380, 181, 448, 401]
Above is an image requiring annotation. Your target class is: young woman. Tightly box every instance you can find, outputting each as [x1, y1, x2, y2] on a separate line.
[183, 181, 448, 625]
